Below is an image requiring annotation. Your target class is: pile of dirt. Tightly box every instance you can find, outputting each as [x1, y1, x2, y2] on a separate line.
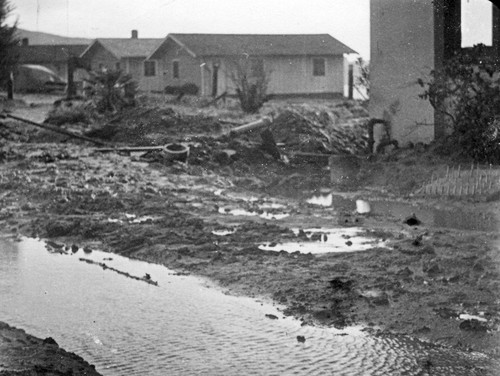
[270, 108, 368, 155]
[85, 106, 226, 146]
[0, 321, 101, 375]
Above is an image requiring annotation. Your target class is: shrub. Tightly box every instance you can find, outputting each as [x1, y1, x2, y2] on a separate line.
[418, 45, 500, 163]
[228, 57, 269, 113]
[84, 69, 137, 114]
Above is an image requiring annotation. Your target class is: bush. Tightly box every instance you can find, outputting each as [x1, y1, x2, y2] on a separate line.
[84, 70, 137, 114]
[418, 45, 500, 163]
[164, 83, 199, 96]
[44, 101, 90, 126]
[228, 57, 269, 113]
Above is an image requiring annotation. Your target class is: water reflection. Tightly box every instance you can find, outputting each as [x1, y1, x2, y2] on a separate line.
[307, 193, 499, 232]
[0, 237, 496, 375]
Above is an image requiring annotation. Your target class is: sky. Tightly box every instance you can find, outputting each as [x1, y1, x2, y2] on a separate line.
[6, 0, 494, 60]
[7, 0, 371, 57]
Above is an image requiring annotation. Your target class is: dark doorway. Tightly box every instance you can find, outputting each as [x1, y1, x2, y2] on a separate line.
[212, 64, 219, 97]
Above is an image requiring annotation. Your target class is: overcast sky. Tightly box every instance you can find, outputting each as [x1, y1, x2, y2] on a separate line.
[7, 0, 495, 60]
[8, 0, 371, 57]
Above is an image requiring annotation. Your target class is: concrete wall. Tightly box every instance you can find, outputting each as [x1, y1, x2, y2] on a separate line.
[370, 0, 436, 146]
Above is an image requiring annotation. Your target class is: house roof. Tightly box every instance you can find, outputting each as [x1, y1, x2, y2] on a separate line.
[149, 33, 357, 59]
[81, 38, 163, 59]
[16, 44, 88, 64]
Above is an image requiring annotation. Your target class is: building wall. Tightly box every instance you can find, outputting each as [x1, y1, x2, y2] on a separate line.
[86, 44, 120, 72]
[264, 55, 344, 95]
[211, 55, 345, 96]
[370, 0, 436, 146]
[143, 39, 203, 93]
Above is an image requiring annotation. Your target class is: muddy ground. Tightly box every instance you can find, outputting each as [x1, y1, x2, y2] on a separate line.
[1, 93, 499, 373]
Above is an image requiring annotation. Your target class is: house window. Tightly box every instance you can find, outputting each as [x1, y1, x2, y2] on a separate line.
[115, 62, 121, 70]
[172, 60, 179, 79]
[313, 58, 326, 76]
[144, 61, 156, 77]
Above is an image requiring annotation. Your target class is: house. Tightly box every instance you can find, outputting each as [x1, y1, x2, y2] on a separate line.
[369, 0, 500, 146]
[145, 33, 357, 97]
[79, 30, 163, 90]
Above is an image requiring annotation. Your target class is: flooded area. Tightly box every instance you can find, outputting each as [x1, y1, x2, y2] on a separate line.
[0, 236, 496, 375]
[307, 192, 499, 232]
[259, 227, 387, 254]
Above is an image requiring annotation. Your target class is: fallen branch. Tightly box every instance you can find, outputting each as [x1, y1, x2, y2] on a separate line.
[94, 145, 165, 153]
[2, 113, 110, 146]
[229, 117, 272, 135]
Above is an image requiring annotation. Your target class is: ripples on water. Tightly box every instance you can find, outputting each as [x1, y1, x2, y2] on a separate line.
[0, 236, 495, 375]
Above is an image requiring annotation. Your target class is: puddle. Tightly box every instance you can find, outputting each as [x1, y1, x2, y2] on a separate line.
[218, 207, 289, 220]
[259, 227, 387, 254]
[307, 193, 499, 232]
[212, 229, 237, 236]
[0, 236, 496, 375]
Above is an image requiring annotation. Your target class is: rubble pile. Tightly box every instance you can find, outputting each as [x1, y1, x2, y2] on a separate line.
[270, 108, 369, 155]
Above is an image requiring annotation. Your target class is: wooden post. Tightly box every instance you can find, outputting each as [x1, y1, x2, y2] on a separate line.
[7, 71, 13, 100]
[67, 57, 77, 99]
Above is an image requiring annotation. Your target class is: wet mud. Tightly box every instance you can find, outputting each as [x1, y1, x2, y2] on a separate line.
[1, 97, 499, 372]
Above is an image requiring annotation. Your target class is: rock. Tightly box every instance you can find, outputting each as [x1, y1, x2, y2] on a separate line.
[345, 240, 353, 246]
[328, 278, 353, 291]
[296, 335, 306, 343]
[265, 314, 279, 320]
[46, 240, 64, 249]
[43, 337, 58, 346]
[71, 244, 79, 253]
[459, 319, 488, 332]
[404, 214, 421, 226]
[355, 200, 371, 214]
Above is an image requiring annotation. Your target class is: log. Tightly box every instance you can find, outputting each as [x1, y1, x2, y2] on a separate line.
[3, 113, 109, 146]
[229, 117, 272, 135]
[95, 145, 166, 153]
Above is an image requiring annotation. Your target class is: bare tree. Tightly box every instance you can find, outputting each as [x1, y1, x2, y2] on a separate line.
[228, 56, 269, 113]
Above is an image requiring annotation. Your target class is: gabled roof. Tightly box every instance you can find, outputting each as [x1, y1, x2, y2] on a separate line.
[81, 38, 163, 60]
[16, 44, 88, 64]
[149, 33, 356, 59]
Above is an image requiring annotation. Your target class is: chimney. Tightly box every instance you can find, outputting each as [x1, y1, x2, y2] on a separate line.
[131, 30, 138, 39]
[21, 38, 29, 46]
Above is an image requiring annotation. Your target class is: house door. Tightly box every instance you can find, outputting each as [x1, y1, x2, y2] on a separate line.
[212, 64, 219, 97]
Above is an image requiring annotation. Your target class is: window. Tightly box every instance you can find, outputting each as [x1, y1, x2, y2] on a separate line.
[172, 60, 179, 79]
[115, 62, 121, 71]
[313, 58, 326, 76]
[144, 61, 156, 77]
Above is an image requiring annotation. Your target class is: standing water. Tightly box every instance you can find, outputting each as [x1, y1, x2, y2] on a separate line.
[0, 236, 495, 375]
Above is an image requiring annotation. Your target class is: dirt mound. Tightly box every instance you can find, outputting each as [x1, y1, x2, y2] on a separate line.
[86, 106, 225, 146]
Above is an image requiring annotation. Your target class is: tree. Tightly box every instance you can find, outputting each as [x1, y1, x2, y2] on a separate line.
[0, 0, 19, 94]
[418, 45, 500, 163]
[228, 56, 269, 113]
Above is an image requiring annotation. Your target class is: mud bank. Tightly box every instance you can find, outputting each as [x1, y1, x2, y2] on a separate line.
[1, 97, 499, 364]
[0, 321, 101, 375]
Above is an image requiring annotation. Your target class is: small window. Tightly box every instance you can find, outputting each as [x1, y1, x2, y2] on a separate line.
[115, 62, 121, 71]
[313, 58, 325, 76]
[144, 61, 156, 77]
[172, 61, 179, 79]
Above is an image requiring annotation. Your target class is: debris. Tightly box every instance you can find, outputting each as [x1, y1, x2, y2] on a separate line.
[296, 335, 306, 343]
[404, 214, 421, 226]
[355, 200, 371, 214]
[265, 314, 279, 320]
[3, 112, 109, 146]
[229, 117, 272, 135]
